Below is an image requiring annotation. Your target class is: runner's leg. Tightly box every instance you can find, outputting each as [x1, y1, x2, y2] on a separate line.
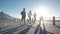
[24, 17, 25, 24]
[21, 17, 23, 22]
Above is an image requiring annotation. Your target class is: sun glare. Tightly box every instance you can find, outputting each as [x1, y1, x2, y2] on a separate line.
[34, 6, 50, 19]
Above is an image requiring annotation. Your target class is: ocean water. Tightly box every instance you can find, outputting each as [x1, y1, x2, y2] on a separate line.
[44, 20, 60, 26]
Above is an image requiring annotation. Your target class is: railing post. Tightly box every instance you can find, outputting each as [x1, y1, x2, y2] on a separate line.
[53, 16, 55, 25]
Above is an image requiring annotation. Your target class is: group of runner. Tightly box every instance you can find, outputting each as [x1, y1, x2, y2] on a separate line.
[20, 8, 37, 24]
[20, 8, 44, 24]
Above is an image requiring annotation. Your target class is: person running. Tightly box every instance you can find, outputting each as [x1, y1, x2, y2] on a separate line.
[28, 10, 32, 23]
[40, 16, 44, 25]
[33, 12, 37, 23]
[21, 8, 26, 24]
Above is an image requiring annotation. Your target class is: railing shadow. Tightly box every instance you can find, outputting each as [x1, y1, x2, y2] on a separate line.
[0, 24, 25, 34]
[0, 26, 10, 30]
[18, 25, 32, 34]
[55, 25, 60, 28]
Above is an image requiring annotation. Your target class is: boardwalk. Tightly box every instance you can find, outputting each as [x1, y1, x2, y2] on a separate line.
[0, 21, 60, 34]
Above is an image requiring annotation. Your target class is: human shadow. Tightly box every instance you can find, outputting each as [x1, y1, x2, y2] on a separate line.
[18, 25, 32, 34]
[39, 22, 54, 34]
[39, 22, 47, 34]
[34, 22, 40, 34]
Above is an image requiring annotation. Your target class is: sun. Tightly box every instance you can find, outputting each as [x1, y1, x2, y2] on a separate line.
[33, 6, 50, 19]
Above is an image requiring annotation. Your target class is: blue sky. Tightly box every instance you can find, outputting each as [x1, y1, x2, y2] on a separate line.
[0, 0, 60, 18]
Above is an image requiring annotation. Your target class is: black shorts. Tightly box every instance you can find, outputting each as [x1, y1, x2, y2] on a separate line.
[22, 16, 25, 19]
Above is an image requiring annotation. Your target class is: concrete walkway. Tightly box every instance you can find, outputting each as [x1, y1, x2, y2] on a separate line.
[0, 21, 60, 34]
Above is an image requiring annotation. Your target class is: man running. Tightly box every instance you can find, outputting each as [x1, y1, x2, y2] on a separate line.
[28, 10, 32, 23]
[21, 8, 26, 24]
[34, 12, 37, 22]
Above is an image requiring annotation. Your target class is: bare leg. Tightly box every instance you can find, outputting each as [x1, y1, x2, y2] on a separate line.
[24, 18, 26, 24]
[29, 17, 31, 23]
[21, 18, 23, 22]
[30, 17, 31, 23]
